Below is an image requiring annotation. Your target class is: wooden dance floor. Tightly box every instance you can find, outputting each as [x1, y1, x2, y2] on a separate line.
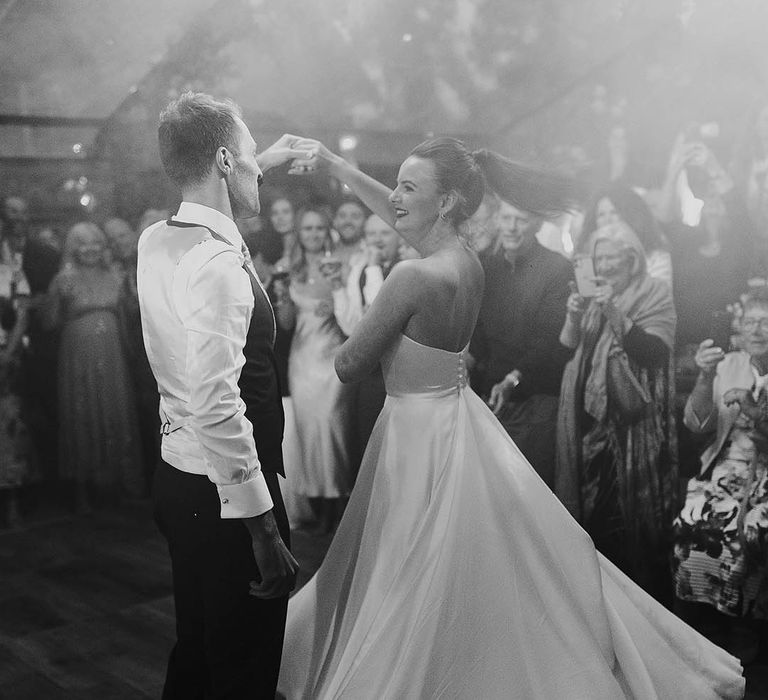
[0, 497, 766, 699]
[0, 497, 330, 699]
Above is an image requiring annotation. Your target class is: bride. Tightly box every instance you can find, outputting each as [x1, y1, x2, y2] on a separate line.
[273, 137, 745, 699]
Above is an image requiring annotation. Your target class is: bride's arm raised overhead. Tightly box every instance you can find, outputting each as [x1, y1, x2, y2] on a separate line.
[288, 138, 397, 228]
[287, 136, 418, 381]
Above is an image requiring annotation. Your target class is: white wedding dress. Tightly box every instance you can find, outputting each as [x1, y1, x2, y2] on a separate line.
[278, 334, 745, 699]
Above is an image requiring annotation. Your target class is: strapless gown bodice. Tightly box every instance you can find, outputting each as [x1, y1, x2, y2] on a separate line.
[381, 334, 468, 397]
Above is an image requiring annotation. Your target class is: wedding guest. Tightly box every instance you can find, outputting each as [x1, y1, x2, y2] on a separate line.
[469, 190, 501, 261]
[660, 135, 755, 353]
[578, 183, 673, 286]
[470, 195, 573, 487]
[672, 288, 768, 663]
[328, 213, 401, 471]
[104, 216, 160, 490]
[44, 222, 143, 511]
[2, 197, 60, 485]
[331, 214, 401, 336]
[0, 216, 33, 527]
[279, 206, 354, 532]
[103, 216, 138, 265]
[239, 216, 313, 528]
[331, 197, 367, 269]
[556, 221, 678, 602]
[269, 195, 296, 262]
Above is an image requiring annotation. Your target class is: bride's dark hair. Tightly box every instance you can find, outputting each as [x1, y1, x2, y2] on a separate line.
[409, 137, 582, 225]
[409, 138, 486, 225]
[473, 148, 583, 219]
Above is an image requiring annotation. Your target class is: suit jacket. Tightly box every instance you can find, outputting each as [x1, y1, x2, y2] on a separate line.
[470, 242, 574, 399]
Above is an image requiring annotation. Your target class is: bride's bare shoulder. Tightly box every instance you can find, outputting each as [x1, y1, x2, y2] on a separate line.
[390, 248, 481, 290]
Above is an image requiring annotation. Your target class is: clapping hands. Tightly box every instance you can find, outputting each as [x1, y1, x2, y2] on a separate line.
[722, 387, 762, 423]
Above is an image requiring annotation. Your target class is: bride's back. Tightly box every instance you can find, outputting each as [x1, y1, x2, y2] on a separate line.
[400, 245, 484, 353]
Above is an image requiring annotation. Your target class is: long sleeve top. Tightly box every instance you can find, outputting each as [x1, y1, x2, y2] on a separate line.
[137, 202, 273, 519]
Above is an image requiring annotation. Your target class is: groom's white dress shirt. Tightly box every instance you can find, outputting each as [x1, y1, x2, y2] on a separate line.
[137, 202, 273, 519]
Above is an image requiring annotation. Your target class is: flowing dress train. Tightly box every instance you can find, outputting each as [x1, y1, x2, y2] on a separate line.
[278, 334, 745, 699]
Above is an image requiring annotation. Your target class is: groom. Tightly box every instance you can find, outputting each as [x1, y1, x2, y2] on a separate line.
[137, 92, 308, 698]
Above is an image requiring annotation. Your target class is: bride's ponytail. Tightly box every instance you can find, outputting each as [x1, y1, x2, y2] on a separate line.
[472, 148, 583, 219]
[408, 137, 582, 226]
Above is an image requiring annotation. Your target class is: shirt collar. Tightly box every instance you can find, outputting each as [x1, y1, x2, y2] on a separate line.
[173, 202, 245, 250]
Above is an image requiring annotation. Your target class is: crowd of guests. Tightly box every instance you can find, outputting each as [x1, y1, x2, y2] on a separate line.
[2, 109, 768, 667]
[0, 199, 168, 521]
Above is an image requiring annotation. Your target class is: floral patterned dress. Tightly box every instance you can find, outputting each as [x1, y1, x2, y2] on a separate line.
[672, 411, 768, 619]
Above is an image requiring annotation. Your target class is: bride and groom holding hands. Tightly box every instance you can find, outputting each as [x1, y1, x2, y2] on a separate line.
[137, 92, 745, 699]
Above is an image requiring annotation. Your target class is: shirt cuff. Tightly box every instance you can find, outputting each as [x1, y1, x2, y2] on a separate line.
[216, 470, 274, 519]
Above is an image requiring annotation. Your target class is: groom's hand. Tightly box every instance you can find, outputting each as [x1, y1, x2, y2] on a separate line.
[244, 510, 299, 599]
[256, 133, 316, 174]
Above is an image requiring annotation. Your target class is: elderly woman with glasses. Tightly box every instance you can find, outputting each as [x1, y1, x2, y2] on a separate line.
[556, 220, 678, 602]
[672, 287, 768, 660]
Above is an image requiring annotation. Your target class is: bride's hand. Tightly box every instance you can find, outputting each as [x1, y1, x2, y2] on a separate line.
[287, 137, 339, 175]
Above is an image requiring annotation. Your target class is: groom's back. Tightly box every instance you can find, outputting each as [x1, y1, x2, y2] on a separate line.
[136, 220, 247, 409]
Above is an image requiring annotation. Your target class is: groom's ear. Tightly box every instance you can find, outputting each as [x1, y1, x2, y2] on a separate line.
[215, 146, 233, 177]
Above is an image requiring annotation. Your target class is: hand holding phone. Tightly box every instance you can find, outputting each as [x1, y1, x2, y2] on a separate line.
[706, 310, 732, 353]
[573, 255, 601, 298]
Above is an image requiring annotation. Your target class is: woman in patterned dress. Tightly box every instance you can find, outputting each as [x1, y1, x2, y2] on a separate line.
[673, 287, 768, 664]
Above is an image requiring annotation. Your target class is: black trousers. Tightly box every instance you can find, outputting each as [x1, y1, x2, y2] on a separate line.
[153, 460, 291, 699]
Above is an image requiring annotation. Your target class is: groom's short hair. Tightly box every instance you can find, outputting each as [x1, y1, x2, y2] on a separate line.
[158, 91, 242, 188]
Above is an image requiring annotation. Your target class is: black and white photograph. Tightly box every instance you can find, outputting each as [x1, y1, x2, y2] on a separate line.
[1, 1, 768, 697]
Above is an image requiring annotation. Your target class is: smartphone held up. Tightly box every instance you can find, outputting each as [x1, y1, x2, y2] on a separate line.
[573, 254, 602, 298]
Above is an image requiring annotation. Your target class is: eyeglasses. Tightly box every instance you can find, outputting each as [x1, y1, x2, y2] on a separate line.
[741, 318, 768, 333]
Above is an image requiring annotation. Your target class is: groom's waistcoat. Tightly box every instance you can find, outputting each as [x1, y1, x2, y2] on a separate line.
[168, 220, 285, 476]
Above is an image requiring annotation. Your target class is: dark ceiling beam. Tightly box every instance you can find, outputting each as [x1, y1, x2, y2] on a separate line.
[0, 114, 104, 128]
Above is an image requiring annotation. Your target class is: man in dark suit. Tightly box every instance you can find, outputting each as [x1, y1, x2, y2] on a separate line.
[470, 200, 574, 488]
[137, 92, 310, 699]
